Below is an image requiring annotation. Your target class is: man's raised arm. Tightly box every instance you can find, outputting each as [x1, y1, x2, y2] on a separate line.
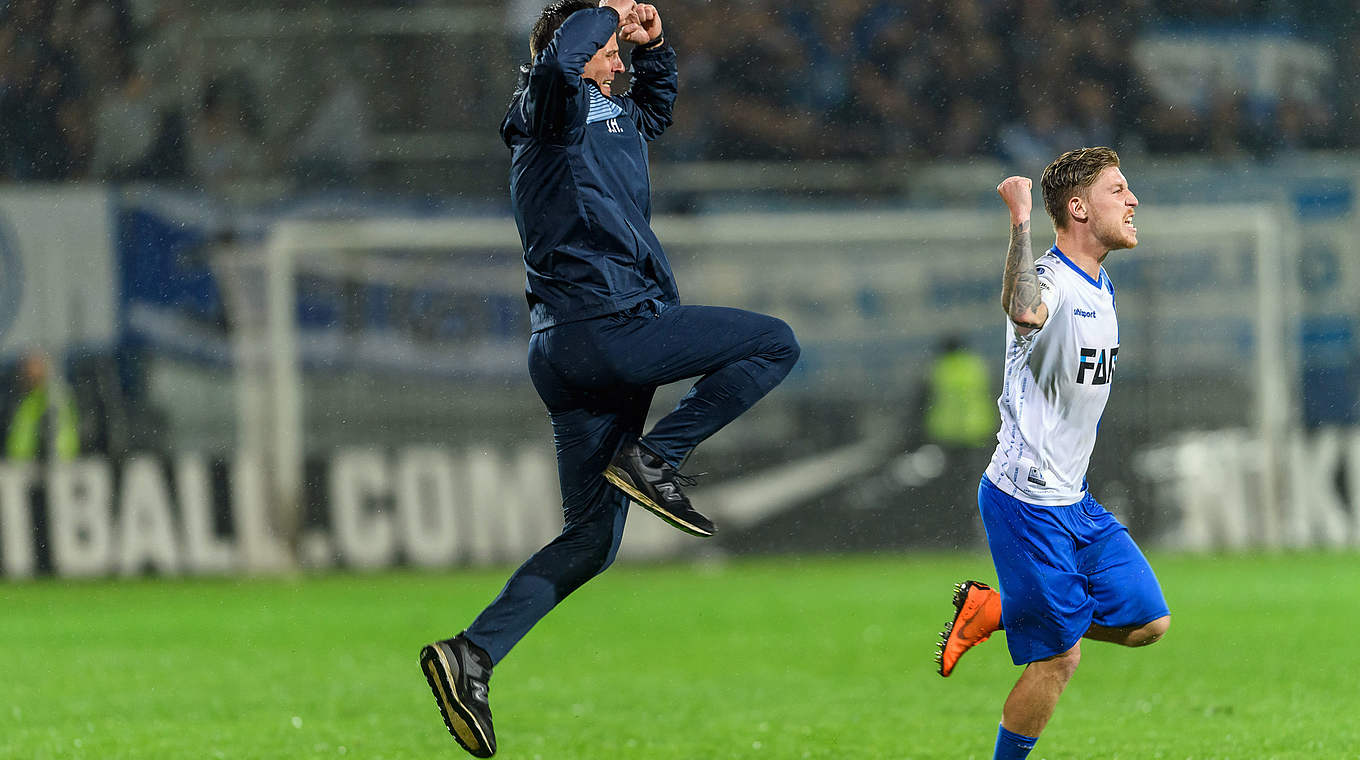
[523, 0, 636, 138]
[997, 176, 1048, 335]
[619, 3, 675, 140]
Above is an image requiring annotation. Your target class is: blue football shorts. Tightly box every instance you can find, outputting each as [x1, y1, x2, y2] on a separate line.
[978, 476, 1170, 665]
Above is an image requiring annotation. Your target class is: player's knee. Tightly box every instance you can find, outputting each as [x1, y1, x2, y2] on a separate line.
[1134, 615, 1170, 646]
[1037, 643, 1081, 682]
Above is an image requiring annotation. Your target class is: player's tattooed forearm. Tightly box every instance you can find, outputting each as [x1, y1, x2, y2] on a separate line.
[1001, 220, 1041, 323]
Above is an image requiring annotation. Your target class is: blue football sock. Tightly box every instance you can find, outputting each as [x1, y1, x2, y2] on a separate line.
[993, 724, 1038, 760]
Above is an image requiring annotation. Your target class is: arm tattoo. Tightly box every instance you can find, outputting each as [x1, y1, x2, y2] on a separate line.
[1000, 220, 1043, 328]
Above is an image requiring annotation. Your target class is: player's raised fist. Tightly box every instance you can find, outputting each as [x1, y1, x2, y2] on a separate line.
[637, 5, 663, 41]
[619, 4, 661, 45]
[600, 0, 638, 26]
[997, 176, 1033, 222]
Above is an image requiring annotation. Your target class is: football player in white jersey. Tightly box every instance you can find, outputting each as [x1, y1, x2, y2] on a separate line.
[934, 147, 1171, 760]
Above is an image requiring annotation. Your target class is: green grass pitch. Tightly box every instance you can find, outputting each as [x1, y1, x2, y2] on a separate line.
[3, 552, 1358, 759]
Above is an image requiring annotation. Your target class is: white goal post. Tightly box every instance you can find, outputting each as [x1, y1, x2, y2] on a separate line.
[235, 205, 1297, 556]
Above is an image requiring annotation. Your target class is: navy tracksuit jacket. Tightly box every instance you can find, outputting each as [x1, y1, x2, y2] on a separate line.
[501, 7, 679, 332]
[466, 8, 799, 664]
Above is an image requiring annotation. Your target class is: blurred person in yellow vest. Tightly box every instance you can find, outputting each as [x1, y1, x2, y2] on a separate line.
[5, 350, 80, 462]
[924, 335, 994, 449]
[912, 334, 994, 550]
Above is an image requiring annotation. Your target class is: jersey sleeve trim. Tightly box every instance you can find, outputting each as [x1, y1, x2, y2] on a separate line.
[1032, 256, 1063, 328]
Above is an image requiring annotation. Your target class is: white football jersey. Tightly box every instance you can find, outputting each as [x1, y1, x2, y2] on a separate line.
[985, 246, 1119, 505]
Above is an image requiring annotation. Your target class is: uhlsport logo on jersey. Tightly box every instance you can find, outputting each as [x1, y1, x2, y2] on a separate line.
[1076, 346, 1118, 385]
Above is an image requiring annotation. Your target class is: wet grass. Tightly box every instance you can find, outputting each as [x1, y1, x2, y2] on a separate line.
[2, 551, 1357, 759]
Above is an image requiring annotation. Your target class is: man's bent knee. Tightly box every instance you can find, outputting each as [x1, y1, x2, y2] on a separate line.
[759, 318, 800, 377]
[1132, 615, 1170, 647]
[771, 319, 800, 362]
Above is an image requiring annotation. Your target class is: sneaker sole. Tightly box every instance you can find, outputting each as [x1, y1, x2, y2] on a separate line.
[420, 641, 495, 758]
[603, 465, 715, 537]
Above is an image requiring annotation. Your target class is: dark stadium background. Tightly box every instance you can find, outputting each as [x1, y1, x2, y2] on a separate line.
[0, 0, 1357, 577]
[3, 2, 1360, 759]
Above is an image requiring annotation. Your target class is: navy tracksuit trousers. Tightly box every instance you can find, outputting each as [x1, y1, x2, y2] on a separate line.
[464, 301, 800, 663]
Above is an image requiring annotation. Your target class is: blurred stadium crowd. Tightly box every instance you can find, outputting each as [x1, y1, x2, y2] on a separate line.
[2, 0, 1358, 188]
[669, 0, 1357, 163]
[2, 0, 183, 182]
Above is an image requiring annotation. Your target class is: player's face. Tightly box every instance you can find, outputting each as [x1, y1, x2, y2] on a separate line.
[583, 34, 625, 96]
[1087, 166, 1139, 251]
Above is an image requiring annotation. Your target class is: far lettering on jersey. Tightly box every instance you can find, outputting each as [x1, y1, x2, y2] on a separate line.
[1076, 346, 1118, 385]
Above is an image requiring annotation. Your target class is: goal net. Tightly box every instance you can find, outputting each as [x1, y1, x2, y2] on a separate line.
[220, 205, 1297, 567]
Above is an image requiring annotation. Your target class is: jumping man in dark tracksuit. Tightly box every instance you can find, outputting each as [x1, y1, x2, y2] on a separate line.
[419, 1, 800, 755]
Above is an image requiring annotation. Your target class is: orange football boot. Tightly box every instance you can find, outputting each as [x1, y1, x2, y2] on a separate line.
[935, 580, 1002, 677]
